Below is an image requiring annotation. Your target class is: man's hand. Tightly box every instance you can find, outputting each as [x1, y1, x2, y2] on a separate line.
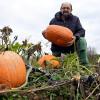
[42, 30, 46, 38]
[66, 36, 76, 46]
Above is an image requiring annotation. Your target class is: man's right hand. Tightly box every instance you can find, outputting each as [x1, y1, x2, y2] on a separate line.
[42, 30, 46, 38]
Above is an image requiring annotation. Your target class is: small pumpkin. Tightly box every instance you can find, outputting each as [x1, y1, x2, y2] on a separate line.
[0, 51, 26, 88]
[42, 25, 74, 47]
[38, 55, 60, 69]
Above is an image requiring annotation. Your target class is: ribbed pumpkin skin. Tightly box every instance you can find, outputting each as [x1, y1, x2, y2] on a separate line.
[38, 55, 60, 69]
[0, 51, 26, 88]
[43, 25, 73, 47]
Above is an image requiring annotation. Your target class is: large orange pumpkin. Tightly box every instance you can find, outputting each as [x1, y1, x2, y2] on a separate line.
[0, 51, 26, 88]
[38, 55, 60, 69]
[42, 25, 74, 47]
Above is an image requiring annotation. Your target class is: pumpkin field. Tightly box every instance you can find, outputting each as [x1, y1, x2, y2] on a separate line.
[0, 26, 100, 100]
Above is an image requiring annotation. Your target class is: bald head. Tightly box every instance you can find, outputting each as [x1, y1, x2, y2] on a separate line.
[60, 2, 72, 10]
[60, 2, 72, 17]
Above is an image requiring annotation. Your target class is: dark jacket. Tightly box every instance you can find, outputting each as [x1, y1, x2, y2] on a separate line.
[49, 11, 85, 53]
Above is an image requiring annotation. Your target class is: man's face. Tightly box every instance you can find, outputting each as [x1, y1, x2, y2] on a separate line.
[60, 3, 72, 17]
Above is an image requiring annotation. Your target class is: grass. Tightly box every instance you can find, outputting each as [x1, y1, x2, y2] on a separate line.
[1, 52, 99, 100]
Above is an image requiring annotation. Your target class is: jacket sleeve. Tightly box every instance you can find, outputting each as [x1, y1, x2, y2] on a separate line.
[75, 18, 85, 38]
[49, 18, 56, 25]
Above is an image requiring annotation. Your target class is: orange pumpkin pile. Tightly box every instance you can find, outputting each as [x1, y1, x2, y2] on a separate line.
[0, 51, 26, 88]
[38, 55, 60, 69]
[42, 25, 73, 47]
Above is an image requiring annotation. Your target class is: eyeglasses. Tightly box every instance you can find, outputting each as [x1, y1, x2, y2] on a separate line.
[61, 7, 71, 10]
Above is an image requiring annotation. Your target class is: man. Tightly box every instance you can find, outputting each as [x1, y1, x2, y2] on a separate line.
[46, 2, 89, 66]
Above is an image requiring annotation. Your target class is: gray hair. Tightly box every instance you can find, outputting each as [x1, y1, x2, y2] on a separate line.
[61, 2, 72, 10]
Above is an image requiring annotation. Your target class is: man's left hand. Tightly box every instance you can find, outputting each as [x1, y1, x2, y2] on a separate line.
[66, 36, 76, 46]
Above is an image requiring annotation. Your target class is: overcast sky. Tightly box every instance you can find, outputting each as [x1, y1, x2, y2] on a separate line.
[0, 0, 100, 54]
